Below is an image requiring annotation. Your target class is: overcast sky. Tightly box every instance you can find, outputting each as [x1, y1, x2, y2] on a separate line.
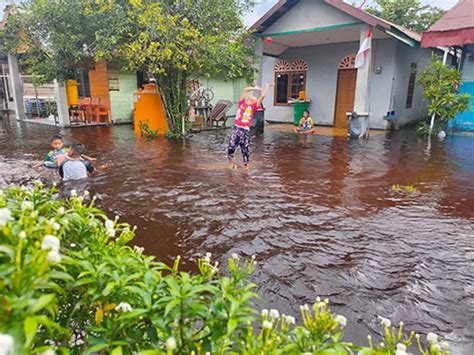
[244, 0, 458, 27]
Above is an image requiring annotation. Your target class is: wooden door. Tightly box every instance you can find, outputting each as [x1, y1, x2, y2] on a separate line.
[334, 69, 357, 128]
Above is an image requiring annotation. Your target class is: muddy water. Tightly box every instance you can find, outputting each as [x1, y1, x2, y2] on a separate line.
[1, 115, 474, 353]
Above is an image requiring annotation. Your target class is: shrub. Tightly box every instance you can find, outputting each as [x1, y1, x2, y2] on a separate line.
[0, 184, 450, 354]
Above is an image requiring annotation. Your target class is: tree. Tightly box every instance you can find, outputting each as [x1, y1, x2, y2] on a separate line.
[365, 0, 445, 33]
[417, 56, 471, 135]
[1, 0, 256, 136]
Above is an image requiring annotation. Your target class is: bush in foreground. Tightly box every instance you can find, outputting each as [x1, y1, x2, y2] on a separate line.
[0, 184, 450, 354]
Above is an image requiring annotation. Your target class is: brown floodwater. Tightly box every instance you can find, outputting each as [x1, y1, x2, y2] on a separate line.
[1, 114, 474, 353]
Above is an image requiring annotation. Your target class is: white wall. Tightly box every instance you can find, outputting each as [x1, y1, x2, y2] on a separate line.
[262, 39, 396, 128]
[263, 0, 358, 35]
[390, 42, 431, 126]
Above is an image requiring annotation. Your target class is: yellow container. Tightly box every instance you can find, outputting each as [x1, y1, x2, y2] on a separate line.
[66, 79, 79, 107]
[134, 84, 168, 136]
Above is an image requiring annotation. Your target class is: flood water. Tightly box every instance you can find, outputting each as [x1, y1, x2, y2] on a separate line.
[1, 115, 474, 353]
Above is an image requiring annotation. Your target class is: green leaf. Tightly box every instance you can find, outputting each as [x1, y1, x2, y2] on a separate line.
[164, 299, 180, 316]
[166, 278, 180, 297]
[86, 343, 109, 352]
[118, 308, 148, 320]
[110, 346, 123, 355]
[30, 294, 55, 313]
[227, 318, 238, 335]
[24, 316, 38, 348]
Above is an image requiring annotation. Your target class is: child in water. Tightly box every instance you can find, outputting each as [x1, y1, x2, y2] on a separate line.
[227, 83, 273, 170]
[294, 110, 315, 134]
[38, 134, 69, 168]
[59, 144, 95, 181]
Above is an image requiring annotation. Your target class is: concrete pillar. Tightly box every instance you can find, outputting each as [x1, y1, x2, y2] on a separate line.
[255, 38, 264, 87]
[7, 54, 25, 120]
[354, 25, 372, 115]
[53, 79, 70, 127]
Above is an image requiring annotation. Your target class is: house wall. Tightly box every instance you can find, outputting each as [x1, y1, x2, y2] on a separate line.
[261, 39, 396, 128]
[198, 78, 247, 117]
[390, 42, 431, 127]
[455, 45, 474, 131]
[108, 70, 136, 124]
[263, 0, 359, 35]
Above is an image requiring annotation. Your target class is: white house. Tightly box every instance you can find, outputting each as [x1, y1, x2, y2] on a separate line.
[252, 0, 434, 130]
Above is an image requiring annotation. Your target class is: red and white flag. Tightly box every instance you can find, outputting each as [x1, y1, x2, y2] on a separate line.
[355, 27, 372, 68]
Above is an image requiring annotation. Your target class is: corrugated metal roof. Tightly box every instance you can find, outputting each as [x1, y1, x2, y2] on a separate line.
[421, 0, 474, 47]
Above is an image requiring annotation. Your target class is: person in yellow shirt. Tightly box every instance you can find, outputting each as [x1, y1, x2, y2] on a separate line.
[294, 110, 315, 134]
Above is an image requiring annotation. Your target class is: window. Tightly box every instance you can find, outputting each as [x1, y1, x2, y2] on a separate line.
[76, 70, 91, 98]
[274, 59, 308, 105]
[406, 63, 417, 109]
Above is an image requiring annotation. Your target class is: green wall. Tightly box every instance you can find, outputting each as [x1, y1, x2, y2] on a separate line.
[109, 70, 137, 123]
[199, 77, 247, 117]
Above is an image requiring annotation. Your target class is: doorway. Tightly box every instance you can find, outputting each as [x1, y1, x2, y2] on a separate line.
[334, 68, 357, 128]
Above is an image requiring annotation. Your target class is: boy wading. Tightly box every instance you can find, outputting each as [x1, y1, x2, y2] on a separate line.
[227, 83, 272, 169]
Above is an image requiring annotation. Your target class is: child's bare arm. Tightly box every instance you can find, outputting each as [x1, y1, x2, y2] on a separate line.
[81, 154, 97, 162]
[240, 86, 262, 100]
[257, 83, 274, 107]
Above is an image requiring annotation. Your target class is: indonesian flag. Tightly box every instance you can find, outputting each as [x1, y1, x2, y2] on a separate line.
[355, 27, 372, 68]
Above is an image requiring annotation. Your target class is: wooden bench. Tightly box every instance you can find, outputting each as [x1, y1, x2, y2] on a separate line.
[209, 100, 233, 129]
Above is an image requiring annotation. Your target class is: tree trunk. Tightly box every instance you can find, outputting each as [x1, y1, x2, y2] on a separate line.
[156, 69, 188, 137]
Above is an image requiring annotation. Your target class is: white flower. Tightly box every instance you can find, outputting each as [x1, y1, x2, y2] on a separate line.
[269, 309, 280, 319]
[232, 253, 239, 260]
[0, 208, 12, 227]
[70, 190, 77, 197]
[395, 349, 407, 355]
[315, 296, 321, 303]
[115, 302, 132, 312]
[57, 207, 65, 215]
[70, 243, 76, 247]
[105, 220, 114, 229]
[396, 343, 407, 351]
[62, 218, 69, 225]
[0, 333, 14, 354]
[334, 315, 347, 327]
[83, 190, 90, 196]
[107, 228, 116, 237]
[46, 251, 62, 263]
[21, 201, 34, 210]
[284, 315, 296, 324]
[133, 245, 144, 255]
[165, 337, 177, 351]
[379, 316, 391, 328]
[19, 231, 27, 239]
[324, 298, 329, 304]
[41, 235, 60, 252]
[427, 332, 438, 343]
[261, 309, 268, 318]
[262, 320, 273, 330]
[52, 222, 61, 231]
[20, 186, 29, 191]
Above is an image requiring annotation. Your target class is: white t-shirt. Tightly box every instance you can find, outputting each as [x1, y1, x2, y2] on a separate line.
[62, 160, 87, 181]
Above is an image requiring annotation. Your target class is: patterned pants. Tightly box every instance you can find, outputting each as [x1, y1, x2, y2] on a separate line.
[227, 127, 250, 165]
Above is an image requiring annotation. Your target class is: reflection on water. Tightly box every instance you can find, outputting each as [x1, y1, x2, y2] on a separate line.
[1, 115, 474, 352]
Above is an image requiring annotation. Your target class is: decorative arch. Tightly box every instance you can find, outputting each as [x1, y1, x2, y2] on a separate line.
[274, 60, 290, 72]
[338, 54, 356, 70]
[290, 59, 308, 72]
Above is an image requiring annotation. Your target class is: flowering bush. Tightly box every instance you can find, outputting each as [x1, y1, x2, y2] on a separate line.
[0, 184, 451, 354]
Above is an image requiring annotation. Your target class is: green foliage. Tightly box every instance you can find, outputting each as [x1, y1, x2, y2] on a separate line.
[0, 184, 450, 354]
[365, 0, 445, 33]
[138, 121, 159, 138]
[418, 56, 471, 128]
[391, 184, 418, 194]
[2, 0, 256, 135]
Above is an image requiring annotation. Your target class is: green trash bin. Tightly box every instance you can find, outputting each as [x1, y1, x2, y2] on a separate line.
[293, 101, 310, 125]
